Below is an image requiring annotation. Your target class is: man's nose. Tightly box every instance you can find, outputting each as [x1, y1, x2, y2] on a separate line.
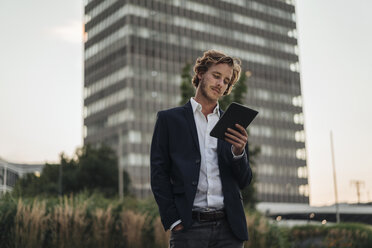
[216, 79, 224, 87]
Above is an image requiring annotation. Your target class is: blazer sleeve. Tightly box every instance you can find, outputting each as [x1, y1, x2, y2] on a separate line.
[230, 143, 252, 190]
[150, 112, 180, 230]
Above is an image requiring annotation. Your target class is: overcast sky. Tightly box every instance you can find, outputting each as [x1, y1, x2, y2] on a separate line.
[0, 0, 371, 206]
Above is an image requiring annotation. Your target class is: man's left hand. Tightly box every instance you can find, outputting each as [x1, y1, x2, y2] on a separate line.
[224, 124, 248, 155]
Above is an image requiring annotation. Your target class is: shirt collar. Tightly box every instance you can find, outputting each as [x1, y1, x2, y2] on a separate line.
[190, 98, 220, 117]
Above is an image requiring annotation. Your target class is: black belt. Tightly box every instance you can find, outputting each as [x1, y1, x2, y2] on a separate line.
[192, 210, 225, 222]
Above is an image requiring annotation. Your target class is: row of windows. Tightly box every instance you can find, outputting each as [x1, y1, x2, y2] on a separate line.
[261, 145, 306, 160]
[86, 3, 127, 38]
[89, 136, 306, 173]
[102, 91, 314, 127]
[85, 87, 134, 116]
[84, 66, 132, 97]
[131, 182, 151, 190]
[86, 104, 172, 137]
[257, 163, 308, 179]
[86, 3, 296, 42]
[85, 22, 294, 62]
[125, 25, 296, 70]
[84, 65, 182, 99]
[123, 153, 150, 167]
[250, 125, 305, 143]
[249, 75, 301, 97]
[218, 0, 295, 21]
[86, 95, 179, 136]
[148, 0, 295, 35]
[88, 115, 305, 145]
[150, 0, 295, 23]
[279, 0, 295, 5]
[0, 167, 19, 187]
[85, 0, 295, 25]
[124, 130, 153, 145]
[250, 104, 300, 123]
[256, 182, 309, 196]
[294, 113, 304, 125]
[131, 66, 181, 88]
[249, 88, 302, 106]
[85, 25, 129, 60]
[107, 109, 135, 127]
[85, 0, 117, 22]
[292, 95, 303, 107]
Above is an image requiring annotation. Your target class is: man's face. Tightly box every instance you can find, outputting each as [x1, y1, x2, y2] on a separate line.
[197, 63, 233, 103]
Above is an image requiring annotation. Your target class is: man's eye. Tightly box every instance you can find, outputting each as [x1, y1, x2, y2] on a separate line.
[213, 75, 220, 79]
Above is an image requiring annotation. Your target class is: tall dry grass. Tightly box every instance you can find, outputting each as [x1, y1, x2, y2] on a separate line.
[244, 211, 271, 248]
[49, 196, 89, 248]
[120, 209, 147, 248]
[14, 199, 49, 248]
[153, 216, 170, 247]
[91, 205, 115, 248]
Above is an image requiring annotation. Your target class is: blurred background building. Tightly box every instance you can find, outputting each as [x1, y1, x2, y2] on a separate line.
[0, 158, 44, 196]
[83, 0, 308, 203]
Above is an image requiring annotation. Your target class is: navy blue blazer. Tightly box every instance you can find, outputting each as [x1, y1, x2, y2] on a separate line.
[150, 101, 252, 241]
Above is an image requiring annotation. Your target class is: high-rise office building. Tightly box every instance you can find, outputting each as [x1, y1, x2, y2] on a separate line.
[83, 0, 309, 203]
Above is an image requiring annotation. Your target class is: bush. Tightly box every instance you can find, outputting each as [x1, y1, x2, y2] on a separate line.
[289, 223, 372, 248]
[245, 210, 290, 248]
[0, 194, 17, 248]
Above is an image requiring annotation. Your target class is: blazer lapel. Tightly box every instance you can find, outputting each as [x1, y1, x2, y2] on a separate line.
[217, 108, 225, 154]
[183, 101, 200, 152]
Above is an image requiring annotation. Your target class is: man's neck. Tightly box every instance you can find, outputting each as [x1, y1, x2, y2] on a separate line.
[193, 96, 218, 117]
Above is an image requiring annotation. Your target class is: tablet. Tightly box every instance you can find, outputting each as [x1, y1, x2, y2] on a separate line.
[210, 102, 258, 140]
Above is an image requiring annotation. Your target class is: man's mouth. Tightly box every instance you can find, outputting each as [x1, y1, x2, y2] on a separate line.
[211, 87, 220, 94]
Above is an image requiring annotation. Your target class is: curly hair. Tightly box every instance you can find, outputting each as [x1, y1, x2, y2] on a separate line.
[192, 50, 241, 95]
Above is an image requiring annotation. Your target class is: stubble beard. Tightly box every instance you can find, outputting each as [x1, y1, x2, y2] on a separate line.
[199, 78, 219, 104]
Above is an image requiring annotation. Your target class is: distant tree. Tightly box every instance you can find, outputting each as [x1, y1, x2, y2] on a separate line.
[179, 64, 260, 209]
[179, 63, 195, 105]
[12, 145, 130, 197]
[75, 145, 130, 196]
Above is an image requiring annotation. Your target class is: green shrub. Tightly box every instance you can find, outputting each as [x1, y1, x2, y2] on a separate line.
[289, 223, 372, 248]
[245, 210, 290, 248]
[0, 194, 17, 248]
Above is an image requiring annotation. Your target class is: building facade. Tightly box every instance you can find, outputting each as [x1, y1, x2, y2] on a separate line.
[0, 158, 44, 196]
[83, 0, 309, 203]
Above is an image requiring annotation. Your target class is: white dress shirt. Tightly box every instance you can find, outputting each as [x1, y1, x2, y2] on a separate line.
[190, 97, 224, 211]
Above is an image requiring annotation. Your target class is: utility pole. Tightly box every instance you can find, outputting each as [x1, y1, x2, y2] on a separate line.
[118, 128, 124, 200]
[330, 131, 340, 223]
[350, 180, 365, 204]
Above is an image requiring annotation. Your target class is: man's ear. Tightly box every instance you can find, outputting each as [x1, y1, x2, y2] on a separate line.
[197, 72, 203, 80]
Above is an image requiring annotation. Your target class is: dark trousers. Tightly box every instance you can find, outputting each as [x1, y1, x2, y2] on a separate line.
[169, 218, 244, 248]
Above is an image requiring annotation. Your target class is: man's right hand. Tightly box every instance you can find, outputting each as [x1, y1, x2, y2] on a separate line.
[173, 223, 184, 232]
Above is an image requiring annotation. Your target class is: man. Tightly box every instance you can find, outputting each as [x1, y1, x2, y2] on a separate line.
[151, 50, 252, 248]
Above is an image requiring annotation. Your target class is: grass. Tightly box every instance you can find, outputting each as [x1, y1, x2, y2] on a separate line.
[1, 194, 372, 248]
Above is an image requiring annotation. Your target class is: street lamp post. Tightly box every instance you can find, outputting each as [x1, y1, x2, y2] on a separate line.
[330, 131, 340, 223]
[118, 128, 124, 200]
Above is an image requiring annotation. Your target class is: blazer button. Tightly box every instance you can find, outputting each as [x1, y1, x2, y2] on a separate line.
[195, 159, 201, 164]
[192, 181, 197, 186]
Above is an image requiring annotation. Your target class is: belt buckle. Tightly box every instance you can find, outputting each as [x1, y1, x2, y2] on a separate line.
[195, 211, 206, 222]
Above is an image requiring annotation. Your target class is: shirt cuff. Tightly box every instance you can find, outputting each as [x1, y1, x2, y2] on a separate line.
[231, 146, 245, 159]
[170, 220, 182, 230]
